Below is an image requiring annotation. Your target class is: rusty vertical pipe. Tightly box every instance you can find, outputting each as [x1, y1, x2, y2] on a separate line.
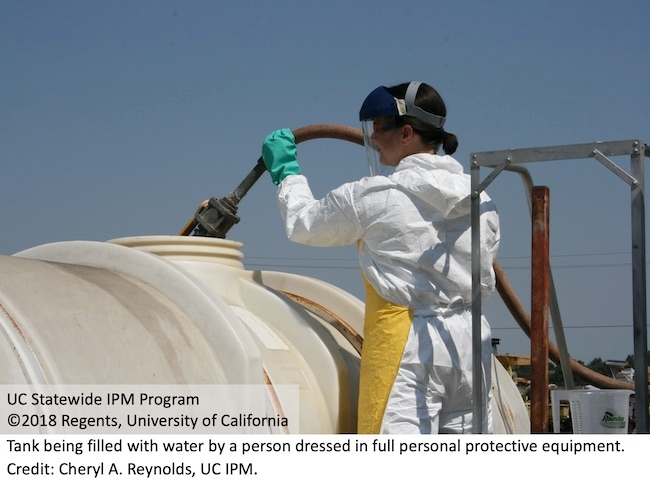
[530, 186, 550, 433]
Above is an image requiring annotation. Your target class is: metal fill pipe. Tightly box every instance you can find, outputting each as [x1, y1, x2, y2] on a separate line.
[530, 187, 550, 433]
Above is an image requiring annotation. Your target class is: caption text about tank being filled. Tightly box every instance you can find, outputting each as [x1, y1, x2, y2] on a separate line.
[4, 435, 627, 479]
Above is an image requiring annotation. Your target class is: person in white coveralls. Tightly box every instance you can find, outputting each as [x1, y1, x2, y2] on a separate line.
[262, 81, 500, 434]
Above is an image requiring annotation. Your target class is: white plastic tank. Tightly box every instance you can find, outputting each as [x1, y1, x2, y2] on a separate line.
[0, 235, 528, 433]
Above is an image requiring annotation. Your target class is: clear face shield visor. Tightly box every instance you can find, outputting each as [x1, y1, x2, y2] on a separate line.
[361, 117, 397, 177]
[359, 82, 447, 176]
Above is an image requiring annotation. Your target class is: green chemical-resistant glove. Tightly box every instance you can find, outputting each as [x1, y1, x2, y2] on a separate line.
[262, 128, 300, 185]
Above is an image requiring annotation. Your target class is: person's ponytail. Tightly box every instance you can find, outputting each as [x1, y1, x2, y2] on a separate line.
[386, 82, 459, 155]
[442, 131, 458, 155]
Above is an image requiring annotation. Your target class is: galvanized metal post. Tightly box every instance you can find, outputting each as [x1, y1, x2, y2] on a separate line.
[470, 155, 510, 434]
[630, 144, 648, 433]
[530, 187, 550, 433]
[470, 156, 484, 433]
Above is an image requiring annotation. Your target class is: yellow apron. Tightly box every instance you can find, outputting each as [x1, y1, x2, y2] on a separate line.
[357, 274, 413, 434]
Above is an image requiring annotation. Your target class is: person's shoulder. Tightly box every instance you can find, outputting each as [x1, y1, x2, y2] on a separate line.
[353, 175, 394, 192]
[328, 176, 394, 204]
[402, 153, 465, 174]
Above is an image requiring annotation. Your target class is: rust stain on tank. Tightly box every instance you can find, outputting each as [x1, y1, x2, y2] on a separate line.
[280, 291, 364, 354]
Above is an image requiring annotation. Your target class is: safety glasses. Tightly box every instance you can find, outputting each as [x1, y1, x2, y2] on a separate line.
[371, 117, 398, 135]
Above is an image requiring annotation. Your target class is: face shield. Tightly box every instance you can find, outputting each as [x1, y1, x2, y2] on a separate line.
[361, 117, 397, 176]
[359, 86, 400, 176]
[359, 83, 447, 176]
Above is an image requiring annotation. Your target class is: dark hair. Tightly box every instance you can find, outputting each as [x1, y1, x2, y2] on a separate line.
[385, 82, 458, 155]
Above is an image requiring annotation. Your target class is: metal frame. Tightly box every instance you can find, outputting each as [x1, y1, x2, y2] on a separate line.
[470, 139, 648, 434]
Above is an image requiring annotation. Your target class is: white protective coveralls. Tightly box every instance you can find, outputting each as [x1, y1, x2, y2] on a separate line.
[276, 153, 500, 434]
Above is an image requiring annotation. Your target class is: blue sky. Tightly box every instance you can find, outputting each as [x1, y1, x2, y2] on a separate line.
[2, 0, 649, 363]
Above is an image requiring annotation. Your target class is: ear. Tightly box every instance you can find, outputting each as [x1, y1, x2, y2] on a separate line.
[400, 124, 415, 145]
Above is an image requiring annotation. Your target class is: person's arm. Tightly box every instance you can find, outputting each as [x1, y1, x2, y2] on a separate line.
[262, 128, 364, 247]
[276, 175, 363, 247]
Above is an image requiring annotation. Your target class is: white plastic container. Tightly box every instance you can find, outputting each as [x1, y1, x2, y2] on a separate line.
[551, 389, 633, 434]
[1, 235, 530, 433]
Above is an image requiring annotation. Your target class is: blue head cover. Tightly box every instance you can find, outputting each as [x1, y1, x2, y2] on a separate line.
[359, 82, 446, 128]
[359, 86, 398, 121]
